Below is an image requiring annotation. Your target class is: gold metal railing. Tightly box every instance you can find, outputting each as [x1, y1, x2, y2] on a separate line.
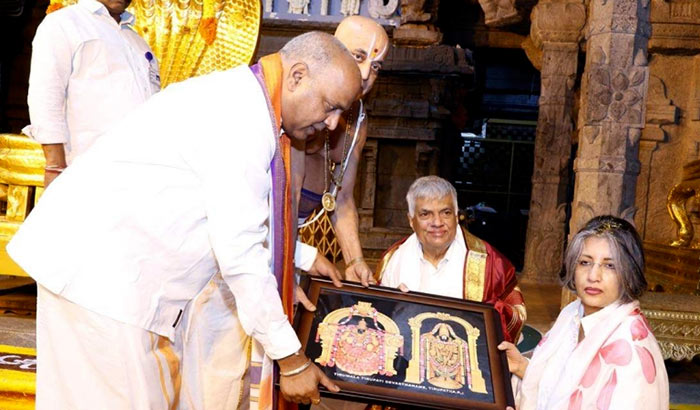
[0, 134, 45, 277]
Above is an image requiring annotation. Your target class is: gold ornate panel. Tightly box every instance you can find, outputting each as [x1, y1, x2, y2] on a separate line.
[131, 0, 261, 87]
[315, 301, 404, 377]
[405, 312, 487, 394]
[54, 0, 261, 87]
[641, 242, 700, 361]
[643, 306, 700, 361]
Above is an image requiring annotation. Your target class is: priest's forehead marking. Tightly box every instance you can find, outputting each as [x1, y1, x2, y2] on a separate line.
[364, 33, 388, 61]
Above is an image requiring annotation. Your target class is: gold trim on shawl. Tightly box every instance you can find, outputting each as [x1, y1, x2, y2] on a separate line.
[509, 297, 527, 342]
[462, 227, 487, 302]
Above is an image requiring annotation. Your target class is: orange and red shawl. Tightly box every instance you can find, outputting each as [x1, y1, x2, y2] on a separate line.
[250, 53, 297, 410]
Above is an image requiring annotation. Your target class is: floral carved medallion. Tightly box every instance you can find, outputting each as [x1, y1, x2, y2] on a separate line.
[587, 65, 648, 126]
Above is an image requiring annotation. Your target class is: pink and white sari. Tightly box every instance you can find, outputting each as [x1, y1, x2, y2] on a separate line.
[515, 299, 668, 410]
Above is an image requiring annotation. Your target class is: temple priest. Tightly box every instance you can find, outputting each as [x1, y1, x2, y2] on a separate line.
[376, 176, 526, 343]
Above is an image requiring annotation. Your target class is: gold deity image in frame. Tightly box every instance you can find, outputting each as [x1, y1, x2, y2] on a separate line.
[404, 312, 487, 393]
[315, 301, 404, 377]
[295, 278, 514, 410]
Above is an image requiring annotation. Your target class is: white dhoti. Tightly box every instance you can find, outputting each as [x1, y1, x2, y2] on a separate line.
[36, 285, 180, 410]
[177, 273, 251, 410]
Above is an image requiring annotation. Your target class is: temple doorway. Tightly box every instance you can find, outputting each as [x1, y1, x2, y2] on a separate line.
[445, 48, 540, 270]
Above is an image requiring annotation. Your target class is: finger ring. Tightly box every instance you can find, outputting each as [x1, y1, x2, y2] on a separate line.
[312, 398, 321, 405]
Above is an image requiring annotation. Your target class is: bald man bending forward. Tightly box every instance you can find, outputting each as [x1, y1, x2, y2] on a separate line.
[8, 31, 361, 409]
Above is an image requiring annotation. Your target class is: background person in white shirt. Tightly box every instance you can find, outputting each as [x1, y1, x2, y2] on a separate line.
[377, 176, 526, 343]
[24, 0, 160, 186]
[8, 32, 361, 409]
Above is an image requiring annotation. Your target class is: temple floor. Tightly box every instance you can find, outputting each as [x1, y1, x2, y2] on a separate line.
[0, 279, 697, 408]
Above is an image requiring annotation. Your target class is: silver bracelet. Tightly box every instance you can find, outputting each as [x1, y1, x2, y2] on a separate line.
[44, 165, 66, 173]
[279, 359, 312, 377]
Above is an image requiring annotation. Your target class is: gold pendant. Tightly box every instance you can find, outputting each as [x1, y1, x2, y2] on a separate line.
[322, 192, 336, 212]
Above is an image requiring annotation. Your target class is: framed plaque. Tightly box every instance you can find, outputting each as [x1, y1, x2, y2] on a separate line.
[294, 278, 515, 409]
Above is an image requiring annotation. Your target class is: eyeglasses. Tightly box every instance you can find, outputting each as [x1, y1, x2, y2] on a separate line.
[576, 260, 616, 274]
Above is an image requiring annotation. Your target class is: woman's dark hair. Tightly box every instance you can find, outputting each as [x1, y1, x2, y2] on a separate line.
[561, 215, 647, 303]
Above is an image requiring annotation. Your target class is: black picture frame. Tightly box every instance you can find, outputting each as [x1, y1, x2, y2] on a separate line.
[293, 277, 515, 409]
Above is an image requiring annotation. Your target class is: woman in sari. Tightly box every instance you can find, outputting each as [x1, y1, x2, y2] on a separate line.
[499, 215, 669, 410]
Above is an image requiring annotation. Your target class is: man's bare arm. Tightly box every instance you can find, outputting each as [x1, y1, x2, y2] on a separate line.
[42, 143, 67, 187]
[329, 119, 374, 286]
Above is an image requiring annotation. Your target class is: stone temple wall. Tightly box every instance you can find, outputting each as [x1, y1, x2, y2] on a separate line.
[634, 0, 700, 247]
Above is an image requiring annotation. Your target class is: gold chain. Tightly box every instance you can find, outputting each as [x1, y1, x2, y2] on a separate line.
[323, 129, 330, 194]
[328, 105, 355, 189]
[321, 103, 358, 213]
[322, 130, 336, 212]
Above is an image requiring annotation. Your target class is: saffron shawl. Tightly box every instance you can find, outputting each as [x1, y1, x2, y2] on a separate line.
[249, 53, 296, 410]
[517, 299, 669, 410]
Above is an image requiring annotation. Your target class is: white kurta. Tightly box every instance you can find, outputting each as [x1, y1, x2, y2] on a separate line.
[24, 0, 159, 164]
[380, 228, 468, 298]
[9, 65, 300, 359]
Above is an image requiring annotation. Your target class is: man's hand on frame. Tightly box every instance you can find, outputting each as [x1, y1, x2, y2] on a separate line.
[343, 260, 375, 287]
[306, 253, 342, 287]
[297, 252, 342, 311]
[278, 351, 340, 405]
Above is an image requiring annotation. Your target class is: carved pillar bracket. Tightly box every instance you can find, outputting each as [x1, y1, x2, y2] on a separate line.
[643, 75, 678, 142]
[394, 0, 442, 46]
[477, 0, 521, 27]
[530, 0, 587, 48]
[570, 0, 651, 235]
[521, 0, 585, 283]
[649, 0, 700, 52]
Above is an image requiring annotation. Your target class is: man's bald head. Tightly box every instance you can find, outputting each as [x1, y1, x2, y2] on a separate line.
[335, 16, 389, 95]
[278, 31, 362, 141]
[335, 16, 389, 50]
[280, 31, 359, 82]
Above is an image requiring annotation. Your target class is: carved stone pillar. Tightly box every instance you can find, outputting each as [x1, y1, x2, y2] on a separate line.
[569, 0, 651, 233]
[634, 140, 659, 238]
[521, 0, 585, 284]
[634, 75, 678, 239]
[358, 139, 378, 231]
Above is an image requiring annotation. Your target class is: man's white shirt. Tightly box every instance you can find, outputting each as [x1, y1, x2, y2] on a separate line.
[24, 0, 160, 164]
[380, 228, 468, 299]
[9, 66, 306, 359]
